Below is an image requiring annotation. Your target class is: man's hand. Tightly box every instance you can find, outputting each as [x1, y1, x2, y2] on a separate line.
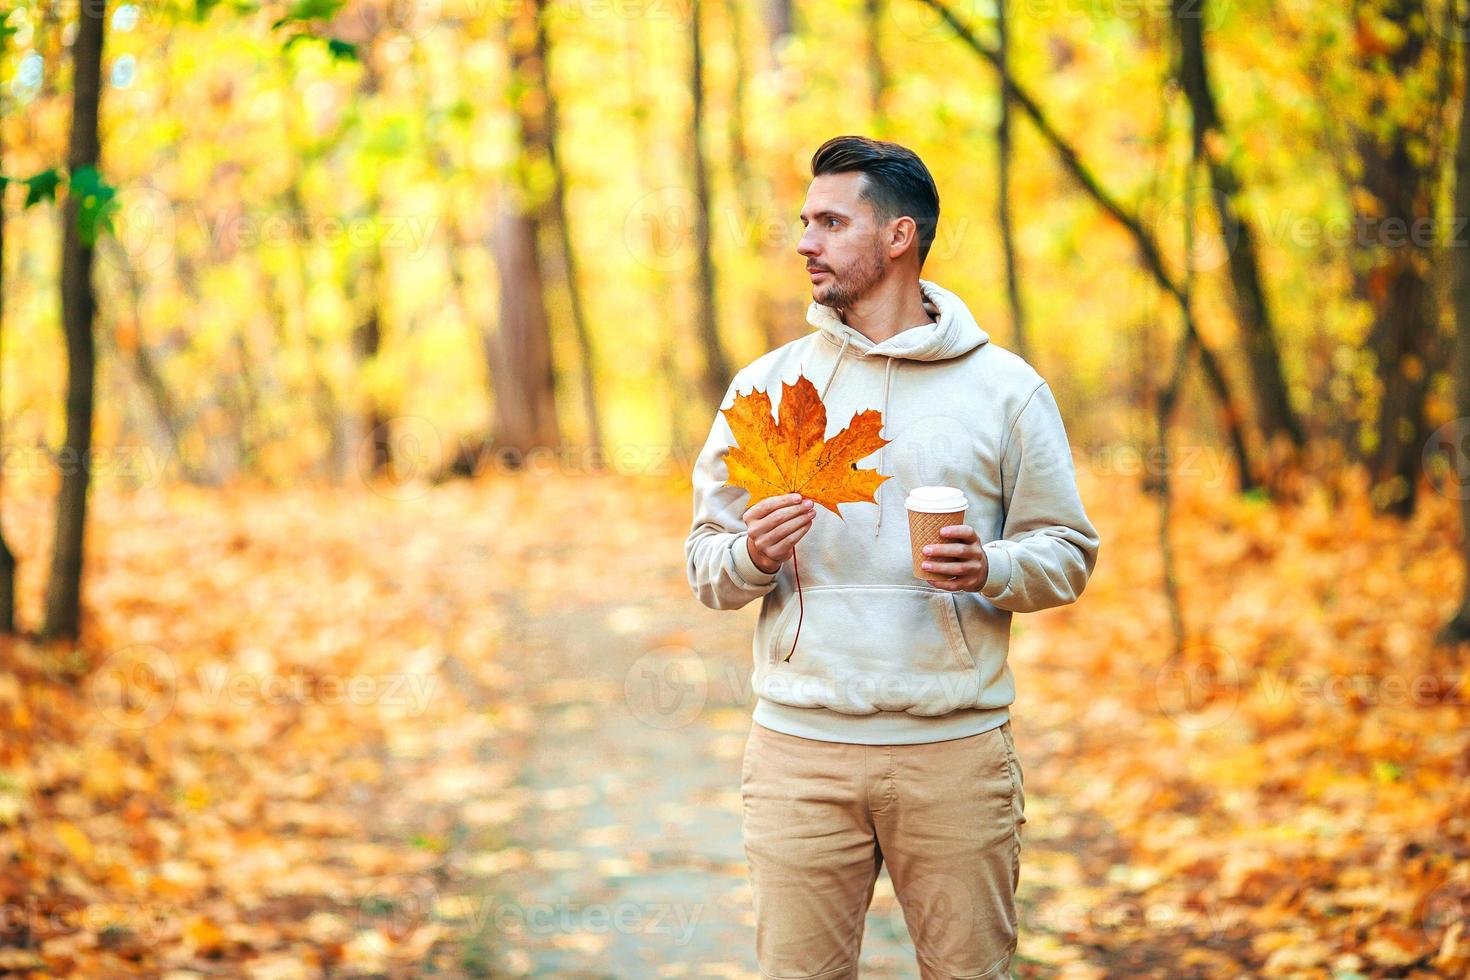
[920, 524, 991, 592]
[743, 493, 816, 574]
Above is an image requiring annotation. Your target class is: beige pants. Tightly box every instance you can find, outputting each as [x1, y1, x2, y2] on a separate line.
[740, 720, 1026, 979]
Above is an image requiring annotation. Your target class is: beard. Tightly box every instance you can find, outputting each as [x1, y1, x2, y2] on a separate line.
[813, 239, 887, 310]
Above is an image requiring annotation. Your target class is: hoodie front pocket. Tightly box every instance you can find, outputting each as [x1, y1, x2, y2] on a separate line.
[761, 585, 978, 716]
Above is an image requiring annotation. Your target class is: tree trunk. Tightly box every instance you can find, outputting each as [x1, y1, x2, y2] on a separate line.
[283, 173, 343, 480]
[490, 1, 564, 461]
[764, 0, 793, 55]
[621, 13, 691, 446]
[349, 34, 393, 479]
[42, 0, 106, 642]
[865, 0, 888, 129]
[1172, 0, 1305, 460]
[1347, 0, 1443, 516]
[488, 204, 560, 456]
[351, 275, 391, 475]
[534, 0, 603, 459]
[1441, 18, 1470, 645]
[0, 46, 15, 635]
[690, 0, 732, 413]
[114, 261, 210, 485]
[995, 0, 1028, 362]
[724, 0, 754, 197]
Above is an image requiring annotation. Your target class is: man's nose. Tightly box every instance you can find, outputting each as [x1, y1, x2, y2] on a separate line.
[796, 229, 818, 259]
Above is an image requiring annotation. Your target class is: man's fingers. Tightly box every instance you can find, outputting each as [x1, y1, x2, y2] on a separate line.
[768, 519, 812, 556]
[750, 498, 812, 531]
[754, 514, 812, 561]
[749, 492, 802, 520]
[923, 559, 979, 576]
[763, 503, 809, 529]
[764, 508, 813, 539]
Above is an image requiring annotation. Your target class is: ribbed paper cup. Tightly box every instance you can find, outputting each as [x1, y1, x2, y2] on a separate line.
[908, 507, 968, 581]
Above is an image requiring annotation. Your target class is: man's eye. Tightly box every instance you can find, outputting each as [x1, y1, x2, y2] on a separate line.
[826, 218, 840, 229]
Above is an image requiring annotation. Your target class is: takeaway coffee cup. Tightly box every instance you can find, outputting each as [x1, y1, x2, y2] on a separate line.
[906, 485, 969, 582]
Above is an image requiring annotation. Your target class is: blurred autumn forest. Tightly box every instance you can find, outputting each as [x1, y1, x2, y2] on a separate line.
[2, 0, 1470, 975]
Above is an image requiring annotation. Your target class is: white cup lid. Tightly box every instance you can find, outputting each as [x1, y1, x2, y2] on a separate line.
[905, 485, 967, 513]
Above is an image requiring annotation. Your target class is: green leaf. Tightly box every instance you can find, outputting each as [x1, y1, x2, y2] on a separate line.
[1371, 760, 1402, 784]
[270, 0, 344, 28]
[448, 99, 474, 125]
[365, 115, 410, 156]
[325, 37, 356, 61]
[1240, 486, 1270, 505]
[68, 165, 120, 246]
[23, 169, 61, 208]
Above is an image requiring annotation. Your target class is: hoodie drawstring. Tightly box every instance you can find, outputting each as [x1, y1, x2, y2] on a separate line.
[876, 355, 895, 539]
[819, 329, 897, 540]
[820, 331, 851, 400]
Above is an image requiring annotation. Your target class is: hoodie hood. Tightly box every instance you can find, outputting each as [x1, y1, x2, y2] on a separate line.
[807, 278, 990, 364]
[807, 279, 990, 539]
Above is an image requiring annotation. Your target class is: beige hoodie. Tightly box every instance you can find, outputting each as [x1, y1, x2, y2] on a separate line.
[684, 279, 1100, 744]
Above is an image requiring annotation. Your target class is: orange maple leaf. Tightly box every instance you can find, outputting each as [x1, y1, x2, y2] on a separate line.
[722, 373, 892, 517]
[721, 373, 892, 662]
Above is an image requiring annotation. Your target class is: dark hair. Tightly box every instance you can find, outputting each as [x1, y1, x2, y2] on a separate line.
[811, 135, 941, 267]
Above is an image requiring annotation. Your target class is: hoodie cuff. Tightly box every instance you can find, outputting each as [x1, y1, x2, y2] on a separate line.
[731, 533, 780, 588]
[980, 543, 1013, 599]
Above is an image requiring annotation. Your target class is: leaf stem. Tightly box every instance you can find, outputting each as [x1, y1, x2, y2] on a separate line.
[783, 544, 802, 662]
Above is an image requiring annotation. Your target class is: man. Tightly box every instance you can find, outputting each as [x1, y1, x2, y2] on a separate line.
[684, 135, 1100, 979]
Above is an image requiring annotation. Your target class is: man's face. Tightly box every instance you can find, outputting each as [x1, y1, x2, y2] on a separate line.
[797, 172, 891, 310]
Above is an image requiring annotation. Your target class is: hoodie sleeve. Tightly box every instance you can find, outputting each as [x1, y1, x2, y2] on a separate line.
[685, 378, 783, 611]
[978, 382, 1100, 613]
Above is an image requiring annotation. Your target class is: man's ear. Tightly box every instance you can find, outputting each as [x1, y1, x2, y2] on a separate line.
[887, 215, 918, 261]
